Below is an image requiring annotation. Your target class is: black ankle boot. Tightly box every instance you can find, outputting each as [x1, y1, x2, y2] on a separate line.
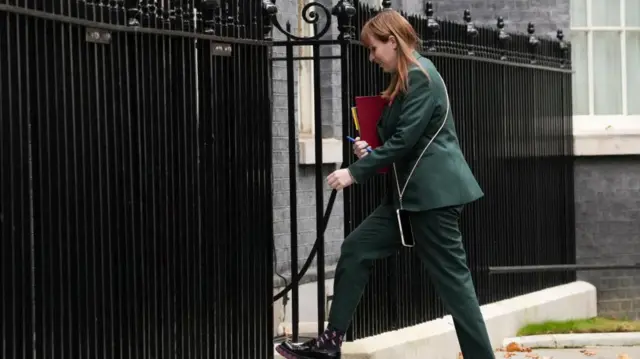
[276, 328, 344, 359]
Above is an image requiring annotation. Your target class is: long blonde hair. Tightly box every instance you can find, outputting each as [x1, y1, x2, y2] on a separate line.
[360, 10, 429, 102]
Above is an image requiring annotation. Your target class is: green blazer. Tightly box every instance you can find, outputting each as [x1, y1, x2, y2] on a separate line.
[348, 52, 484, 212]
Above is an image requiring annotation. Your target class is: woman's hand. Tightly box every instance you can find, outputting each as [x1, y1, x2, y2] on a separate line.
[327, 169, 355, 191]
[352, 137, 370, 159]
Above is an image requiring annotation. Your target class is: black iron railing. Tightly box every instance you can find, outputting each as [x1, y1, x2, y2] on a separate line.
[344, 1, 575, 340]
[3, 0, 575, 357]
[1, 1, 274, 358]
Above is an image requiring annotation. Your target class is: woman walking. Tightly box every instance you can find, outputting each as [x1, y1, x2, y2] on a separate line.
[276, 9, 494, 359]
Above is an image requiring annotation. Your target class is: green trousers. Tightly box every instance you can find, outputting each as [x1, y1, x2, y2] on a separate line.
[328, 204, 494, 359]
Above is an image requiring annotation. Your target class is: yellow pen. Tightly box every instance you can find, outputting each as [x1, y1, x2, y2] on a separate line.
[351, 107, 360, 132]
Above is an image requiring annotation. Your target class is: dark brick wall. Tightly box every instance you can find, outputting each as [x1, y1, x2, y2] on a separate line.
[398, 0, 570, 39]
[575, 157, 640, 320]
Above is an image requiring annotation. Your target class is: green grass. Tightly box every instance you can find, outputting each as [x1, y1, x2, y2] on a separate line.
[517, 317, 640, 336]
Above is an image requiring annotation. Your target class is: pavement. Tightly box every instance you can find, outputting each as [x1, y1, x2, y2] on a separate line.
[497, 332, 640, 359]
[495, 347, 640, 359]
[503, 333, 640, 349]
[276, 332, 640, 359]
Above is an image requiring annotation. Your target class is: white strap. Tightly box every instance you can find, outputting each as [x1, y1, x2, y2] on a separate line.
[392, 70, 450, 209]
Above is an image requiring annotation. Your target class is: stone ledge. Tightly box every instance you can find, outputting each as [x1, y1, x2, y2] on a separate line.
[503, 332, 640, 349]
[298, 136, 343, 164]
[573, 115, 640, 156]
[276, 281, 598, 359]
[574, 132, 640, 156]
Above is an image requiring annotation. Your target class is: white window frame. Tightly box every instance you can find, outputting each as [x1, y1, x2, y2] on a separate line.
[297, 2, 342, 164]
[571, 0, 640, 155]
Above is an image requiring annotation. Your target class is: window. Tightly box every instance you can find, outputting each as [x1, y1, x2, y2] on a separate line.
[571, 0, 640, 118]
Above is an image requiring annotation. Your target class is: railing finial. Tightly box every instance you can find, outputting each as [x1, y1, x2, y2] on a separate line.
[201, 0, 221, 35]
[424, 1, 434, 17]
[464, 9, 478, 38]
[261, 0, 277, 40]
[464, 9, 478, 55]
[332, 0, 356, 40]
[127, 1, 140, 26]
[423, 1, 439, 51]
[496, 16, 510, 60]
[527, 22, 539, 63]
[557, 29, 569, 68]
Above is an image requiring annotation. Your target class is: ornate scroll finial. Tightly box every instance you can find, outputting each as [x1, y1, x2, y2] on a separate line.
[423, 1, 439, 51]
[332, 0, 356, 40]
[527, 22, 539, 63]
[497, 16, 510, 60]
[264, 0, 334, 40]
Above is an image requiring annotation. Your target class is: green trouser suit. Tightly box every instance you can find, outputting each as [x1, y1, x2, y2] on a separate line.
[330, 52, 494, 358]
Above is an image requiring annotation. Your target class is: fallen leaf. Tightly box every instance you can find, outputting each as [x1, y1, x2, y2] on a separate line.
[504, 353, 516, 358]
[525, 353, 540, 359]
[618, 354, 630, 359]
[502, 342, 533, 353]
[580, 349, 596, 356]
[505, 342, 522, 352]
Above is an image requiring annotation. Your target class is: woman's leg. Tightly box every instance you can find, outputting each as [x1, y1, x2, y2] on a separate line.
[328, 204, 400, 330]
[277, 204, 400, 358]
[411, 205, 494, 359]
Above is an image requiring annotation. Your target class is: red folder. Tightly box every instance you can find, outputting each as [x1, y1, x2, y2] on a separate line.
[354, 96, 386, 149]
[354, 96, 388, 174]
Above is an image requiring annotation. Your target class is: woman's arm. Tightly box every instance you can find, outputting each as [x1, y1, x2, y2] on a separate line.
[348, 68, 438, 184]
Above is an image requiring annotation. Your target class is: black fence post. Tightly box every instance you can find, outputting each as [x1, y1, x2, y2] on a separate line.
[334, 0, 357, 329]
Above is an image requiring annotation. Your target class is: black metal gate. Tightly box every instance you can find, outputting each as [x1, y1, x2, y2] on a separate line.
[1, 1, 274, 358]
[263, 0, 356, 343]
